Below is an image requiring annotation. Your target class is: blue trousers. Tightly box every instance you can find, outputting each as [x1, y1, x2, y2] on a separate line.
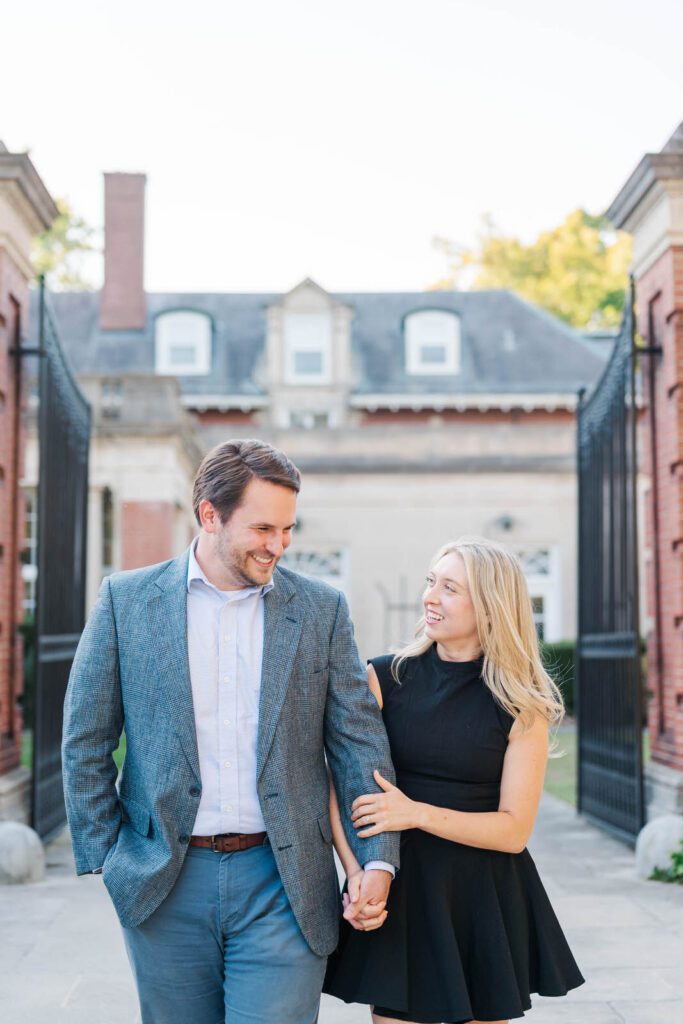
[123, 840, 327, 1024]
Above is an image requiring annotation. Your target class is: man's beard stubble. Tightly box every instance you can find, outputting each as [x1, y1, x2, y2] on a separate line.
[215, 528, 277, 589]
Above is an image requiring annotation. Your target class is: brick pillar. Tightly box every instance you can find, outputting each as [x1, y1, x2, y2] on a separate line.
[100, 172, 146, 332]
[608, 123, 683, 817]
[121, 501, 176, 570]
[0, 144, 57, 815]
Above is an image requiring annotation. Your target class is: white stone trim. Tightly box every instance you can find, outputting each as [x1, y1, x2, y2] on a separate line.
[350, 392, 579, 412]
[181, 394, 269, 412]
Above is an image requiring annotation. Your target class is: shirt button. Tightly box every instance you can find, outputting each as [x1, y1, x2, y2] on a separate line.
[189, 786, 200, 797]
[224, 719, 230, 726]
[223, 635, 230, 641]
[223, 805, 232, 812]
[224, 761, 231, 768]
[223, 676, 229, 683]
[178, 834, 189, 844]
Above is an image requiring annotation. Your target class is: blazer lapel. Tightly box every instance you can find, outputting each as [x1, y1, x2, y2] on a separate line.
[257, 569, 302, 779]
[147, 549, 201, 785]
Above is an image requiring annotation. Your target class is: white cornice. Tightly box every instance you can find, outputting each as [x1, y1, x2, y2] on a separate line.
[181, 394, 269, 412]
[0, 228, 36, 278]
[0, 153, 58, 230]
[349, 392, 578, 412]
[624, 179, 683, 279]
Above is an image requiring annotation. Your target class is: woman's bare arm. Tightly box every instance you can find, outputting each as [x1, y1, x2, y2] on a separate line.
[329, 766, 362, 877]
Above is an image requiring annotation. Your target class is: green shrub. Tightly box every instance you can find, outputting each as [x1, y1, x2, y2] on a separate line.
[650, 839, 683, 884]
[18, 615, 36, 729]
[541, 640, 575, 716]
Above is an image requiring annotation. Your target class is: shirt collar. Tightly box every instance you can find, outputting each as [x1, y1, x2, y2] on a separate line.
[187, 538, 275, 599]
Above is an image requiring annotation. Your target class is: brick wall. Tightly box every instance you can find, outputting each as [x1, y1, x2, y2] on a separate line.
[0, 247, 28, 774]
[637, 245, 683, 772]
[100, 173, 146, 332]
[121, 500, 176, 570]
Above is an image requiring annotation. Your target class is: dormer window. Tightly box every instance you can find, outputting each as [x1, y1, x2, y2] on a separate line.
[155, 310, 212, 375]
[284, 312, 331, 385]
[405, 310, 460, 375]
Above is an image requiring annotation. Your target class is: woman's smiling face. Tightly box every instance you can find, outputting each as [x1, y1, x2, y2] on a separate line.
[423, 551, 479, 649]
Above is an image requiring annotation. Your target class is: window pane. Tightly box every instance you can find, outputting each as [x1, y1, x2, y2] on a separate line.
[294, 351, 324, 375]
[169, 345, 197, 365]
[531, 595, 545, 641]
[521, 550, 551, 575]
[419, 345, 447, 364]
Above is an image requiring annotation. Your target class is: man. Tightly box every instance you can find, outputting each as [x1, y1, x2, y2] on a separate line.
[62, 439, 399, 1024]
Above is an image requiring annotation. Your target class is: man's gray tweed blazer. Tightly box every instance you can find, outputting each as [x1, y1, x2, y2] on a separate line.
[62, 548, 400, 956]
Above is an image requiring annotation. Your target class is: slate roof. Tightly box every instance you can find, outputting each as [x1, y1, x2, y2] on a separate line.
[29, 286, 607, 401]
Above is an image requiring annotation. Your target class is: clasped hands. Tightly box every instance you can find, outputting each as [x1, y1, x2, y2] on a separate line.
[343, 770, 418, 932]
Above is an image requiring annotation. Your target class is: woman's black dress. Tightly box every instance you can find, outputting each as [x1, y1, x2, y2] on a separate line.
[323, 646, 584, 1023]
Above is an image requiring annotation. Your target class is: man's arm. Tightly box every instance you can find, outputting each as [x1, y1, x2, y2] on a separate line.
[323, 590, 400, 873]
[62, 576, 124, 875]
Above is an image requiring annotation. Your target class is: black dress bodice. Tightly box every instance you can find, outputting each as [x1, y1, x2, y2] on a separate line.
[373, 648, 513, 813]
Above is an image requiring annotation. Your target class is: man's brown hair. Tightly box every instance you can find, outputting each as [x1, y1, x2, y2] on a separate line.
[192, 439, 301, 525]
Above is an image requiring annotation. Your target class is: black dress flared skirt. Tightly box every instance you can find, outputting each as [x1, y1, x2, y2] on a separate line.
[323, 648, 584, 1023]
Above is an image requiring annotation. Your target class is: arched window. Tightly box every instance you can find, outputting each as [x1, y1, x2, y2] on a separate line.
[405, 310, 460, 375]
[155, 311, 212, 375]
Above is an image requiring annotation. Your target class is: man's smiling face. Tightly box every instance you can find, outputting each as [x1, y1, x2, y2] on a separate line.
[209, 476, 298, 589]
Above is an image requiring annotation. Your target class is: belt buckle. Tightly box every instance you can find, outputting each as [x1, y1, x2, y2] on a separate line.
[210, 835, 219, 853]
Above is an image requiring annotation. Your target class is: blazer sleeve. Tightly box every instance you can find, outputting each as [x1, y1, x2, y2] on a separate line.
[61, 576, 124, 874]
[323, 590, 400, 871]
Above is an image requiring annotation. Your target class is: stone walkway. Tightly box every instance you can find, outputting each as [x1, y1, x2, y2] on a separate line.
[1, 793, 682, 1023]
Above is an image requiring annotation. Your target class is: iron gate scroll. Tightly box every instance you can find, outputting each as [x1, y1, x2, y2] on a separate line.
[32, 280, 91, 840]
[576, 286, 644, 843]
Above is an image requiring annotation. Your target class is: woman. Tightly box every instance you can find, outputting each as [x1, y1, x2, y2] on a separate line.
[324, 537, 584, 1024]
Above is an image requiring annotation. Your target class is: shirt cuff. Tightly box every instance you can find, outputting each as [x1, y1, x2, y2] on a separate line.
[363, 860, 395, 878]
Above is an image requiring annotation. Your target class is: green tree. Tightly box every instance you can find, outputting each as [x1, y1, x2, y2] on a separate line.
[31, 198, 98, 290]
[432, 209, 632, 330]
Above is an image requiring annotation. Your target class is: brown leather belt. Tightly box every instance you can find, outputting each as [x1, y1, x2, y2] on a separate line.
[190, 832, 268, 854]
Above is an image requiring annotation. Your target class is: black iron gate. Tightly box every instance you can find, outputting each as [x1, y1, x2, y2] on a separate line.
[32, 280, 91, 840]
[576, 285, 644, 843]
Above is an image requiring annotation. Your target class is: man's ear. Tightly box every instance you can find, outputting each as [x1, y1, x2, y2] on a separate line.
[198, 499, 220, 534]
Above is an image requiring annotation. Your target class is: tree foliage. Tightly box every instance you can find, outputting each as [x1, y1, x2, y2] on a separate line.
[432, 209, 632, 330]
[31, 198, 98, 290]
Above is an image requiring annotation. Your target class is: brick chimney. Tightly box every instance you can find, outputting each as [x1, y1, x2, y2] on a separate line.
[100, 172, 146, 331]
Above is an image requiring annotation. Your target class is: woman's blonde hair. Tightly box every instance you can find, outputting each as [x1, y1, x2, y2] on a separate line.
[392, 537, 564, 729]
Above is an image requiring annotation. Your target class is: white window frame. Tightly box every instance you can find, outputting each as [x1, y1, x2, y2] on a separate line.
[22, 487, 38, 616]
[517, 547, 562, 643]
[281, 547, 349, 600]
[283, 312, 332, 385]
[405, 310, 460, 375]
[155, 310, 212, 376]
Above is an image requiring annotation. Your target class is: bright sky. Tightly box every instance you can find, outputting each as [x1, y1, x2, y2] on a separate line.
[3, 0, 683, 293]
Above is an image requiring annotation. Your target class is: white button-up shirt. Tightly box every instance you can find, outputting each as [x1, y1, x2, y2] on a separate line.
[186, 540, 394, 876]
[187, 541, 273, 835]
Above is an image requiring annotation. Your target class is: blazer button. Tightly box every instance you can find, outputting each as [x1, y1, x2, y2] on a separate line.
[178, 834, 189, 844]
[189, 786, 200, 797]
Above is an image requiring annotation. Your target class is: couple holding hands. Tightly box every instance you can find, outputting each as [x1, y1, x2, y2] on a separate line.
[62, 439, 583, 1024]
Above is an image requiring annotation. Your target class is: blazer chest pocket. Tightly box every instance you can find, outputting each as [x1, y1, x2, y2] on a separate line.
[120, 796, 151, 838]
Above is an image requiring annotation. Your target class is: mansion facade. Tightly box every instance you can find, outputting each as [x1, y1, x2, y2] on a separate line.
[25, 173, 608, 658]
